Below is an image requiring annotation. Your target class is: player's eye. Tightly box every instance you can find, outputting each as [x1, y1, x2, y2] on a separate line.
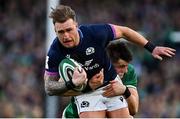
[66, 28, 72, 32]
[58, 30, 65, 34]
[118, 65, 126, 68]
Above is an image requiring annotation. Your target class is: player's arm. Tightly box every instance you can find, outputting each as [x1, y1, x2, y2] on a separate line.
[88, 69, 104, 90]
[111, 24, 147, 46]
[44, 72, 83, 96]
[63, 68, 103, 96]
[44, 68, 86, 96]
[44, 72, 68, 96]
[111, 24, 176, 60]
[125, 87, 139, 116]
[102, 80, 139, 116]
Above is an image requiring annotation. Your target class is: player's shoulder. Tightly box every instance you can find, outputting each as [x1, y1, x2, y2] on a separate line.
[48, 37, 62, 57]
[79, 23, 111, 31]
[124, 64, 137, 80]
[50, 37, 60, 49]
[123, 64, 137, 88]
[127, 64, 135, 73]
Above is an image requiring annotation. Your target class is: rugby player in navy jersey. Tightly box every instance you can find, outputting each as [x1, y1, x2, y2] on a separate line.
[62, 41, 139, 118]
[44, 5, 175, 118]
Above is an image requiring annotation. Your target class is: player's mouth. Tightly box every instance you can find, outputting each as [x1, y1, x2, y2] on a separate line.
[63, 40, 72, 43]
[63, 40, 74, 46]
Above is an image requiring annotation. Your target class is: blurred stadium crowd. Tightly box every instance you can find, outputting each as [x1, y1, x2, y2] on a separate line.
[0, 0, 46, 117]
[0, 0, 179, 117]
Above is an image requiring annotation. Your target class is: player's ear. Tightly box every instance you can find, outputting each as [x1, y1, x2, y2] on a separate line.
[74, 21, 78, 28]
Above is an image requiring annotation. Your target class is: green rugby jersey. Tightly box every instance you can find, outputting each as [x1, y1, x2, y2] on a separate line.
[63, 64, 138, 118]
[122, 64, 137, 89]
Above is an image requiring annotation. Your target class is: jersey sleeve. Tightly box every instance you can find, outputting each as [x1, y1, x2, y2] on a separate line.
[63, 97, 79, 118]
[45, 40, 61, 75]
[122, 64, 138, 89]
[87, 24, 115, 47]
[45, 50, 59, 73]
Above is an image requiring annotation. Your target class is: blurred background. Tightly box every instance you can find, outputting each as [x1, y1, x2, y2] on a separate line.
[0, 0, 179, 118]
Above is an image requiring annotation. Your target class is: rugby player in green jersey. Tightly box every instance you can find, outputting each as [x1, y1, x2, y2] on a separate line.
[62, 41, 139, 118]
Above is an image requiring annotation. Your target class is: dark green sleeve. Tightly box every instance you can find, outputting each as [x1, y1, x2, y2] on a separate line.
[63, 97, 79, 118]
[122, 64, 137, 89]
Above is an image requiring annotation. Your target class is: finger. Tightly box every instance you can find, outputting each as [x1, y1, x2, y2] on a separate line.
[99, 69, 104, 78]
[154, 55, 163, 60]
[96, 73, 101, 78]
[75, 66, 82, 73]
[103, 91, 113, 97]
[103, 89, 114, 97]
[110, 80, 117, 84]
[166, 50, 175, 56]
[163, 51, 172, 57]
[94, 70, 103, 78]
[97, 75, 103, 83]
[91, 75, 101, 83]
[73, 67, 79, 74]
[75, 67, 83, 74]
[100, 68, 104, 73]
[166, 47, 176, 52]
[103, 85, 112, 90]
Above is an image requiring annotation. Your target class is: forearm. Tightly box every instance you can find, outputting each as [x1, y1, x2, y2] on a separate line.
[126, 88, 139, 116]
[126, 94, 139, 116]
[45, 78, 68, 96]
[63, 90, 82, 96]
[44, 72, 84, 96]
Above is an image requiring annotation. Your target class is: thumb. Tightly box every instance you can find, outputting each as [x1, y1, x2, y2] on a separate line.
[101, 68, 104, 73]
[154, 55, 163, 61]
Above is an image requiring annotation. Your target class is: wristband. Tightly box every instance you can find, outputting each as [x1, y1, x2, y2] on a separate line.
[144, 41, 156, 53]
[123, 87, 131, 99]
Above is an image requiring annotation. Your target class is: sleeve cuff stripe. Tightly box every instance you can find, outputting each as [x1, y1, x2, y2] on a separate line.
[126, 85, 137, 89]
[109, 24, 116, 39]
[45, 70, 59, 76]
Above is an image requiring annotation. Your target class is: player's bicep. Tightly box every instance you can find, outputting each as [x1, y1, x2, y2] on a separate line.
[110, 24, 125, 39]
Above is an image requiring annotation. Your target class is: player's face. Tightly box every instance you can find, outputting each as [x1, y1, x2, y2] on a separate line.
[55, 19, 79, 48]
[113, 59, 128, 79]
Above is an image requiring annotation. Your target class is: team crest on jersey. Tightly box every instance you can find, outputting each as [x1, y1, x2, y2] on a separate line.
[86, 47, 95, 55]
[81, 101, 90, 108]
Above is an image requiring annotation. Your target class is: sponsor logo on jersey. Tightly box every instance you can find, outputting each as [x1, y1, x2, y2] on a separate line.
[119, 97, 124, 102]
[84, 59, 93, 66]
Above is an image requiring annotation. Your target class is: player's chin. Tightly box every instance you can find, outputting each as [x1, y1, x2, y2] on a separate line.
[63, 43, 75, 48]
[118, 74, 124, 79]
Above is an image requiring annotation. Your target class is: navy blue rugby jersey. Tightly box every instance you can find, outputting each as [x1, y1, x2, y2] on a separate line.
[45, 24, 117, 86]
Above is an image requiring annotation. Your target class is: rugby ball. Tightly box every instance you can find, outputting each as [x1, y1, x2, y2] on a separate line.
[58, 58, 85, 92]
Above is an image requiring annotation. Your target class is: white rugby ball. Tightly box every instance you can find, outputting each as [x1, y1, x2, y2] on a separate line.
[58, 58, 85, 92]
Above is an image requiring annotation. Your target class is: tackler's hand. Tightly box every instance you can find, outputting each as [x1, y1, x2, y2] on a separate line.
[152, 46, 176, 60]
[103, 79, 126, 97]
[89, 69, 104, 90]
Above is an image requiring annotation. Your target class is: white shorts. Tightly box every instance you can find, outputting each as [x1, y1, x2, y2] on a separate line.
[74, 75, 128, 114]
